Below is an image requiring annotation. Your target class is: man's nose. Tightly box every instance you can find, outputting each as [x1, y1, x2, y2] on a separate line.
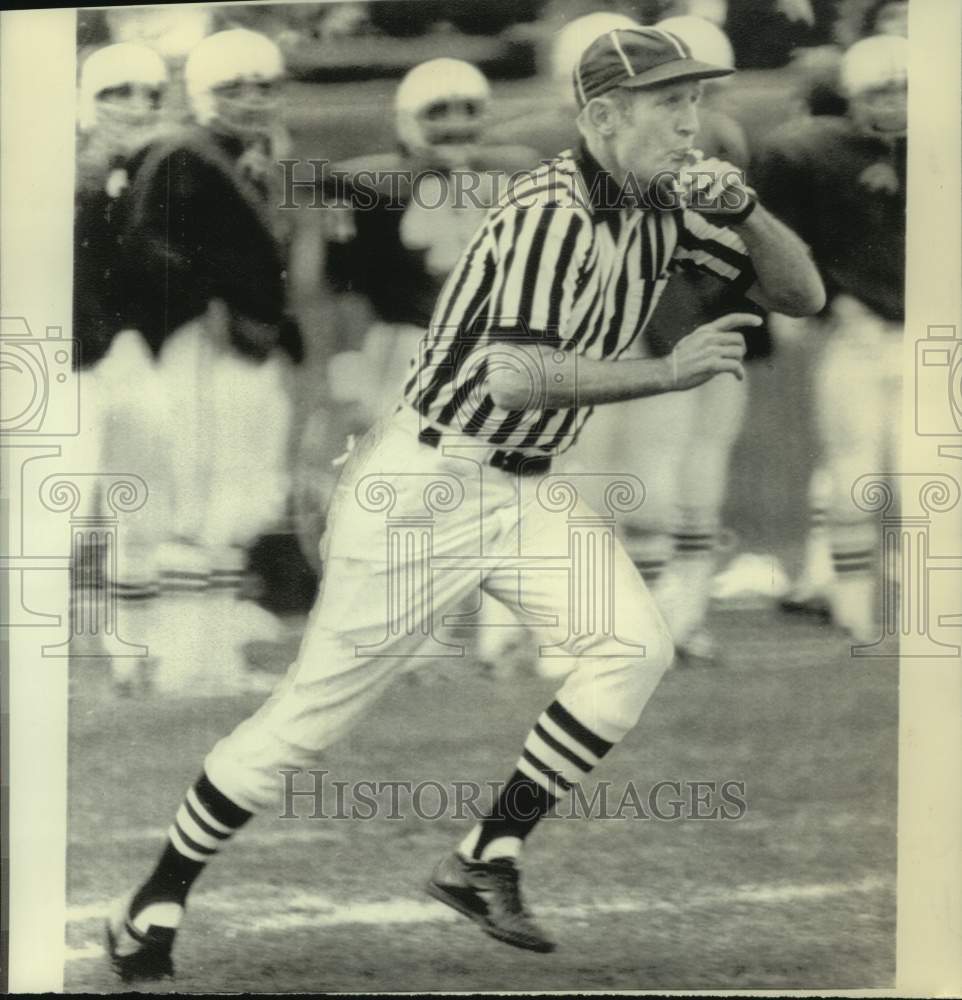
[677, 104, 699, 137]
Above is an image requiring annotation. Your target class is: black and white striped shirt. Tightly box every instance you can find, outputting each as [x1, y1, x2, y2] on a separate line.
[403, 144, 756, 456]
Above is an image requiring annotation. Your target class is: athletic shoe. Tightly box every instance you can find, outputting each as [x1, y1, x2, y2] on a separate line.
[425, 852, 556, 953]
[778, 592, 833, 623]
[105, 897, 178, 983]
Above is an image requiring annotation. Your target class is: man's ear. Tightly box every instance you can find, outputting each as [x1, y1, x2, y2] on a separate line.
[583, 95, 620, 136]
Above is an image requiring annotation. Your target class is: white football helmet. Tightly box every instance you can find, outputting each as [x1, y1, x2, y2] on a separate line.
[395, 58, 491, 169]
[184, 29, 284, 139]
[550, 12, 641, 104]
[656, 15, 735, 72]
[841, 35, 907, 138]
[106, 7, 213, 61]
[685, 0, 728, 27]
[78, 42, 168, 134]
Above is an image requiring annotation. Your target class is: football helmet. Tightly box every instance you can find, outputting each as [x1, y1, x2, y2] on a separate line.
[184, 29, 284, 139]
[841, 35, 907, 139]
[395, 58, 491, 170]
[655, 15, 735, 72]
[78, 42, 168, 137]
[550, 12, 641, 104]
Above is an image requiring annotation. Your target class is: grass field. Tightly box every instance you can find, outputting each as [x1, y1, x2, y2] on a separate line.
[64, 603, 896, 992]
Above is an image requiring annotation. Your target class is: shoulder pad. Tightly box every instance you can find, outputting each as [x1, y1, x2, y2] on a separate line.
[765, 114, 849, 154]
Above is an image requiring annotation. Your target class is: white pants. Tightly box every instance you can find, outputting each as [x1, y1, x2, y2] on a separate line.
[83, 316, 293, 559]
[206, 409, 674, 812]
[814, 295, 902, 520]
[156, 316, 293, 549]
[571, 372, 748, 543]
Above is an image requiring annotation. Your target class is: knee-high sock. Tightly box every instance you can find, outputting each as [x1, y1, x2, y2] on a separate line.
[128, 771, 252, 928]
[653, 516, 718, 645]
[623, 527, 673, 587]
[794, 466, 834, 598]
[828, 518, 877, 639]
[458, 699, 614, 862]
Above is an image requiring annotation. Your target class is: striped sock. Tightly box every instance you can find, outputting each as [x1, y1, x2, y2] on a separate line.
[460, 700, 614, 862]
[797, 503, 833, 595]
[671, 529, 715, 558]
[129, 772, 252, 920]
[653, 528, 717, 641]
[828, 519, 877, 637]
[624, 528, 671, 586]
[831, 547, 874, 577]
[633, 558, 667, 586]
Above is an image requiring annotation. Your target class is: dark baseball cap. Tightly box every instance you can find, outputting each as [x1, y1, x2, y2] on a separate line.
[573, 27, 734, 107]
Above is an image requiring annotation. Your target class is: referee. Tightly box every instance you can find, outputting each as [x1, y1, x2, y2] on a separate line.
[108, 27, 824, 979]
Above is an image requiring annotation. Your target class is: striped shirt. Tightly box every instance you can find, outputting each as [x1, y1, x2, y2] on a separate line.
[403, 144, 756, 457]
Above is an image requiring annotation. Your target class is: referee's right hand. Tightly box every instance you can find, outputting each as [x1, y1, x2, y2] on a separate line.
[668, 313, 761, 390]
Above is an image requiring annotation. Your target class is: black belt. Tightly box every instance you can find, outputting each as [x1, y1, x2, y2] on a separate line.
[417, 425, 551, 477]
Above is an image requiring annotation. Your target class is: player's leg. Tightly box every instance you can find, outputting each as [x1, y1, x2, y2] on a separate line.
[653, 371, 749, 662]
[612, 388, 690, 588]
[817, 300, 886, 641]
[780, 463, 835, 618]
[778, 315, 835, 618]
[153, 314, 218, 588]
[204, 351, 293, 579]
[428, 489, 673, 951]
[95, 329, 172, 598]
[880, 330, 904, 610]
[106, 421, 492, 978]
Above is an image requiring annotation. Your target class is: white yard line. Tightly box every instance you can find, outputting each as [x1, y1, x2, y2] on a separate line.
[65, 874, 891, 963]
[69, 811, 889, 850]
[72, 825, 348, 847]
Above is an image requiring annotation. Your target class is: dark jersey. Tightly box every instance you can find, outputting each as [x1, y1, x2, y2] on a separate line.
[73, 166, 137, 369]
[755, 115, 905, 322]
[123, 127, 290, 355]
[322, 146, 537, 328]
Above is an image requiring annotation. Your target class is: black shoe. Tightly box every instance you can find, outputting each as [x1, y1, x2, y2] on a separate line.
[105, 898, 177, 983]
[779, 593, 833, 623]
[426, 852, 556, 953]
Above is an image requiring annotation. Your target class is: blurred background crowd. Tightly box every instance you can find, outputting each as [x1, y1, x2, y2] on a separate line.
[70, 0, 907, 692]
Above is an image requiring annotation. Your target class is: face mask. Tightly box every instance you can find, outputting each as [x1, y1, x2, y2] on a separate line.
[398, 99, 485, 170]
[209, 86, 279, 142]
[93, 101, 163, 155]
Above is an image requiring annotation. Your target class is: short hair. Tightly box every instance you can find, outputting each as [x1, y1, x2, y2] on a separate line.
[575, 88, 634, 138]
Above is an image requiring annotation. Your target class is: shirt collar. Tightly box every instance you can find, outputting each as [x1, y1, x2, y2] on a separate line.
[573, 141, 622, 224]
[572, 141, 664, 226]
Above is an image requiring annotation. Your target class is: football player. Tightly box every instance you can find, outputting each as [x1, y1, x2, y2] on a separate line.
[321, 58, 536, 428]
[125, 27, 302, 587]
[564, 15, 764, 667]
[73, 42, 171, 602]
[756, 34, 906, 642]
[99, 28, 304, 690]
[301, 58, 539, 675]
